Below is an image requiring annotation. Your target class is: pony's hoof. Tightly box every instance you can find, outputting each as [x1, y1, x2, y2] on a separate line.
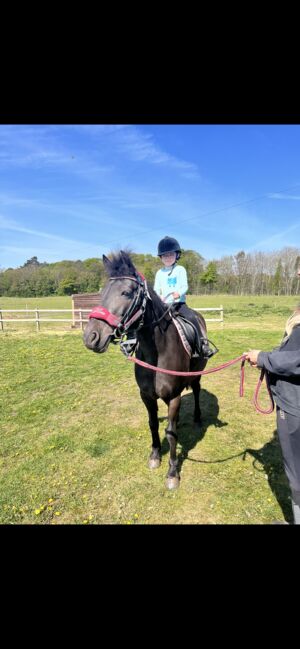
[166, 476, 180, 490]
[148, 457, 161, 469]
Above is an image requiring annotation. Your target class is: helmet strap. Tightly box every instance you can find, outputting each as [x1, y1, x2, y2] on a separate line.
[168, 262, 177, 276]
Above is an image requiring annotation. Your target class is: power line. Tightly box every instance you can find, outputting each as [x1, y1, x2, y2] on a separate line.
[97, 182, 300, 251]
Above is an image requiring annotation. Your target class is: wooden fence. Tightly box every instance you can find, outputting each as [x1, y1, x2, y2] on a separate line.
[0, 305, 224, 331]
[194, 305, 224, 326]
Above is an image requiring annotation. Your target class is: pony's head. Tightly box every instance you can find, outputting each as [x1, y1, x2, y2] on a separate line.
[83, 251, 146, 353]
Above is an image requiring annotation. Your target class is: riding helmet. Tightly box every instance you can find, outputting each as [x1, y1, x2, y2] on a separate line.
[157, 236, 181, 259]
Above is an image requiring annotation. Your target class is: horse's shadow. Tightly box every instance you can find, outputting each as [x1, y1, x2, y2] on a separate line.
[159, 388, 228, 472]
[243, 431, 293, 523]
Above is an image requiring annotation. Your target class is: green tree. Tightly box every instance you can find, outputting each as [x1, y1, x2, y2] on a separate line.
[58, 272, 81, 295]
[22, 256, 42, 268]
[273, 259, 283, 295]
[201, 261, 218, 293]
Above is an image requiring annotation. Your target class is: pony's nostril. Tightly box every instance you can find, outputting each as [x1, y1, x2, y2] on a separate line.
[90, 331, 100, 345]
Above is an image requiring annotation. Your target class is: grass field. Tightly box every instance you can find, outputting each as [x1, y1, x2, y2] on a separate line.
[0, 294, 298, 524]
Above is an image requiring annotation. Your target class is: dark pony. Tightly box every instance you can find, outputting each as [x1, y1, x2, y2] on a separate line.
[83, 251, 208, 489]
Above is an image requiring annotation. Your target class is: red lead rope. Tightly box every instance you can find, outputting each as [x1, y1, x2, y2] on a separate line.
[127, 354, 274, 415]
[253, 368, 275, 414]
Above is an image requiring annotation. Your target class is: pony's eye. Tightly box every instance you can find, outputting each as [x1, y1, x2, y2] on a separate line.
[121, 290, 132, 297]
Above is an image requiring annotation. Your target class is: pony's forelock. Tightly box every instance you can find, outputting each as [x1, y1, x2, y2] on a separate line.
[105, 250, 137, 278]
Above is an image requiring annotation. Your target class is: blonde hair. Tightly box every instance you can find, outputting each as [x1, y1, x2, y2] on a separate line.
[283, 309, 300, 340]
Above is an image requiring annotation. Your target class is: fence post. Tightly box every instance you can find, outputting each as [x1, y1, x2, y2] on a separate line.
[72, 297, 75, 327]
[79, 310, 83, 330]
[0, 309, 3, 331]
[36, 307, 40, 332]
[220, 304, 224, 327]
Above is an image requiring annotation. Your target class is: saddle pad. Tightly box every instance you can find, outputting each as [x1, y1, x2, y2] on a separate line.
[171, 316, 194, 358]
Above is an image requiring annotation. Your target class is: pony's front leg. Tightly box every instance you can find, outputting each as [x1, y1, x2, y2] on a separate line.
[191, 378, 202, 424]
[166, 395, 181, 489]
[140, 392, 161, 469]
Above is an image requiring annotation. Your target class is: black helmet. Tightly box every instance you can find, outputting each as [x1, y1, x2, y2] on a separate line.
[157, 236, 181, 257]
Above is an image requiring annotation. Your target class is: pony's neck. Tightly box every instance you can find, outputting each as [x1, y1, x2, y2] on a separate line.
[136, 285, 171, 357]
[148, 285, 169, 319]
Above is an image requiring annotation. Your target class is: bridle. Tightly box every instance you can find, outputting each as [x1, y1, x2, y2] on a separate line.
[88, 273, 151, 339]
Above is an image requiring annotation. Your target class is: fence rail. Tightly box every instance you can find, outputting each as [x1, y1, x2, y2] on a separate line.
[0, 306, 224, 331]
[194, 305, 224, 326]
[0, 308, 91, 331]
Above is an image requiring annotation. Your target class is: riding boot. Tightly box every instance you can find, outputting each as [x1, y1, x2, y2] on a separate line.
[202, 341, 215, 359]
[201, 337, 218, 359]
[292, 500, 300, 524]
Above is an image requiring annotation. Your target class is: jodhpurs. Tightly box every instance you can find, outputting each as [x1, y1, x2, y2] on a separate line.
[276, 406, 300, 507]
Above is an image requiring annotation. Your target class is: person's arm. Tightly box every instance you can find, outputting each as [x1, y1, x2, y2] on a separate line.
[154, 270, 162, 298]
[257, 350, 300, 377]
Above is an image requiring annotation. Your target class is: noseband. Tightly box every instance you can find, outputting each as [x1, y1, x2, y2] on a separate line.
[88, 273, 150, 337]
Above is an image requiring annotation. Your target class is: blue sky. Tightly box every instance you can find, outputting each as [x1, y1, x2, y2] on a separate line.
[1, 124, 300, 268]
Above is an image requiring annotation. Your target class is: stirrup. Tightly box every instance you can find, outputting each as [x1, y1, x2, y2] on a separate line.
[202, 338, 219, 359]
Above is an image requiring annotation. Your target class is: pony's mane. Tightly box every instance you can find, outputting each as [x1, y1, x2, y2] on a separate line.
[105, 250, 137, 278]
[103, 250, 166, 315]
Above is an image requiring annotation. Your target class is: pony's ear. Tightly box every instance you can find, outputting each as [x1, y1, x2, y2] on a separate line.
[102, 254, 112, 268]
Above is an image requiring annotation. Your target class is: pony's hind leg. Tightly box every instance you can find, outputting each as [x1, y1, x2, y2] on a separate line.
[192, 378, 202, 424]
[140, 392, 161, 469]
[166, 395, 181, 489]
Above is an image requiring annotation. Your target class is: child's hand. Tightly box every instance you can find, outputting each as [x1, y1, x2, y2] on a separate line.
[172, 292, 180, 299]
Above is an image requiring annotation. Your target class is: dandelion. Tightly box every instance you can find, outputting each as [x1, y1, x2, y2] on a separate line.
[54, 511, 61, 516]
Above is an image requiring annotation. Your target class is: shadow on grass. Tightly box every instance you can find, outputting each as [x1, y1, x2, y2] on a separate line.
[160, 388, 228, 474]
[243, 431, 293, 524]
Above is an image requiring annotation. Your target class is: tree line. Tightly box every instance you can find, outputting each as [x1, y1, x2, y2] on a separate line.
[1, 247, 300, 297]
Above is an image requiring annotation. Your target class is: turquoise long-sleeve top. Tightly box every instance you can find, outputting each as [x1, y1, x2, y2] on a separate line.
[154, 264, 188, 304]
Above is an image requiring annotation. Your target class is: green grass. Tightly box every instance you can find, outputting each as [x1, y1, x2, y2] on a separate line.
[0, 294, 295, 524]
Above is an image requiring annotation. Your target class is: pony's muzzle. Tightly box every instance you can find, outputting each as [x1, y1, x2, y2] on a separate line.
[83, 321, 113, 353]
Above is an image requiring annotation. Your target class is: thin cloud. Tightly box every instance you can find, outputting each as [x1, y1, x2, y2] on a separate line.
[113, 126, 199, 172]
[0, 215, 95, 247]
[269, 192, 300, 200]
[246, 221, 300, 252]
[78, 124, 201, 176]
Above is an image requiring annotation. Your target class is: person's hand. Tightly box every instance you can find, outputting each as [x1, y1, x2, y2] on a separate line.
[245, 350, 261, 367]
[172, 292, 180, 299]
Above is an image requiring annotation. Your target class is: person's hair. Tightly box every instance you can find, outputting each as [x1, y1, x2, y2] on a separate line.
[283, 307, 300, 340]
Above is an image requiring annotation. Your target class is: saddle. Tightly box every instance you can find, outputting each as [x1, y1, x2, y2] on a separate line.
[171, 309, 218, 359]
